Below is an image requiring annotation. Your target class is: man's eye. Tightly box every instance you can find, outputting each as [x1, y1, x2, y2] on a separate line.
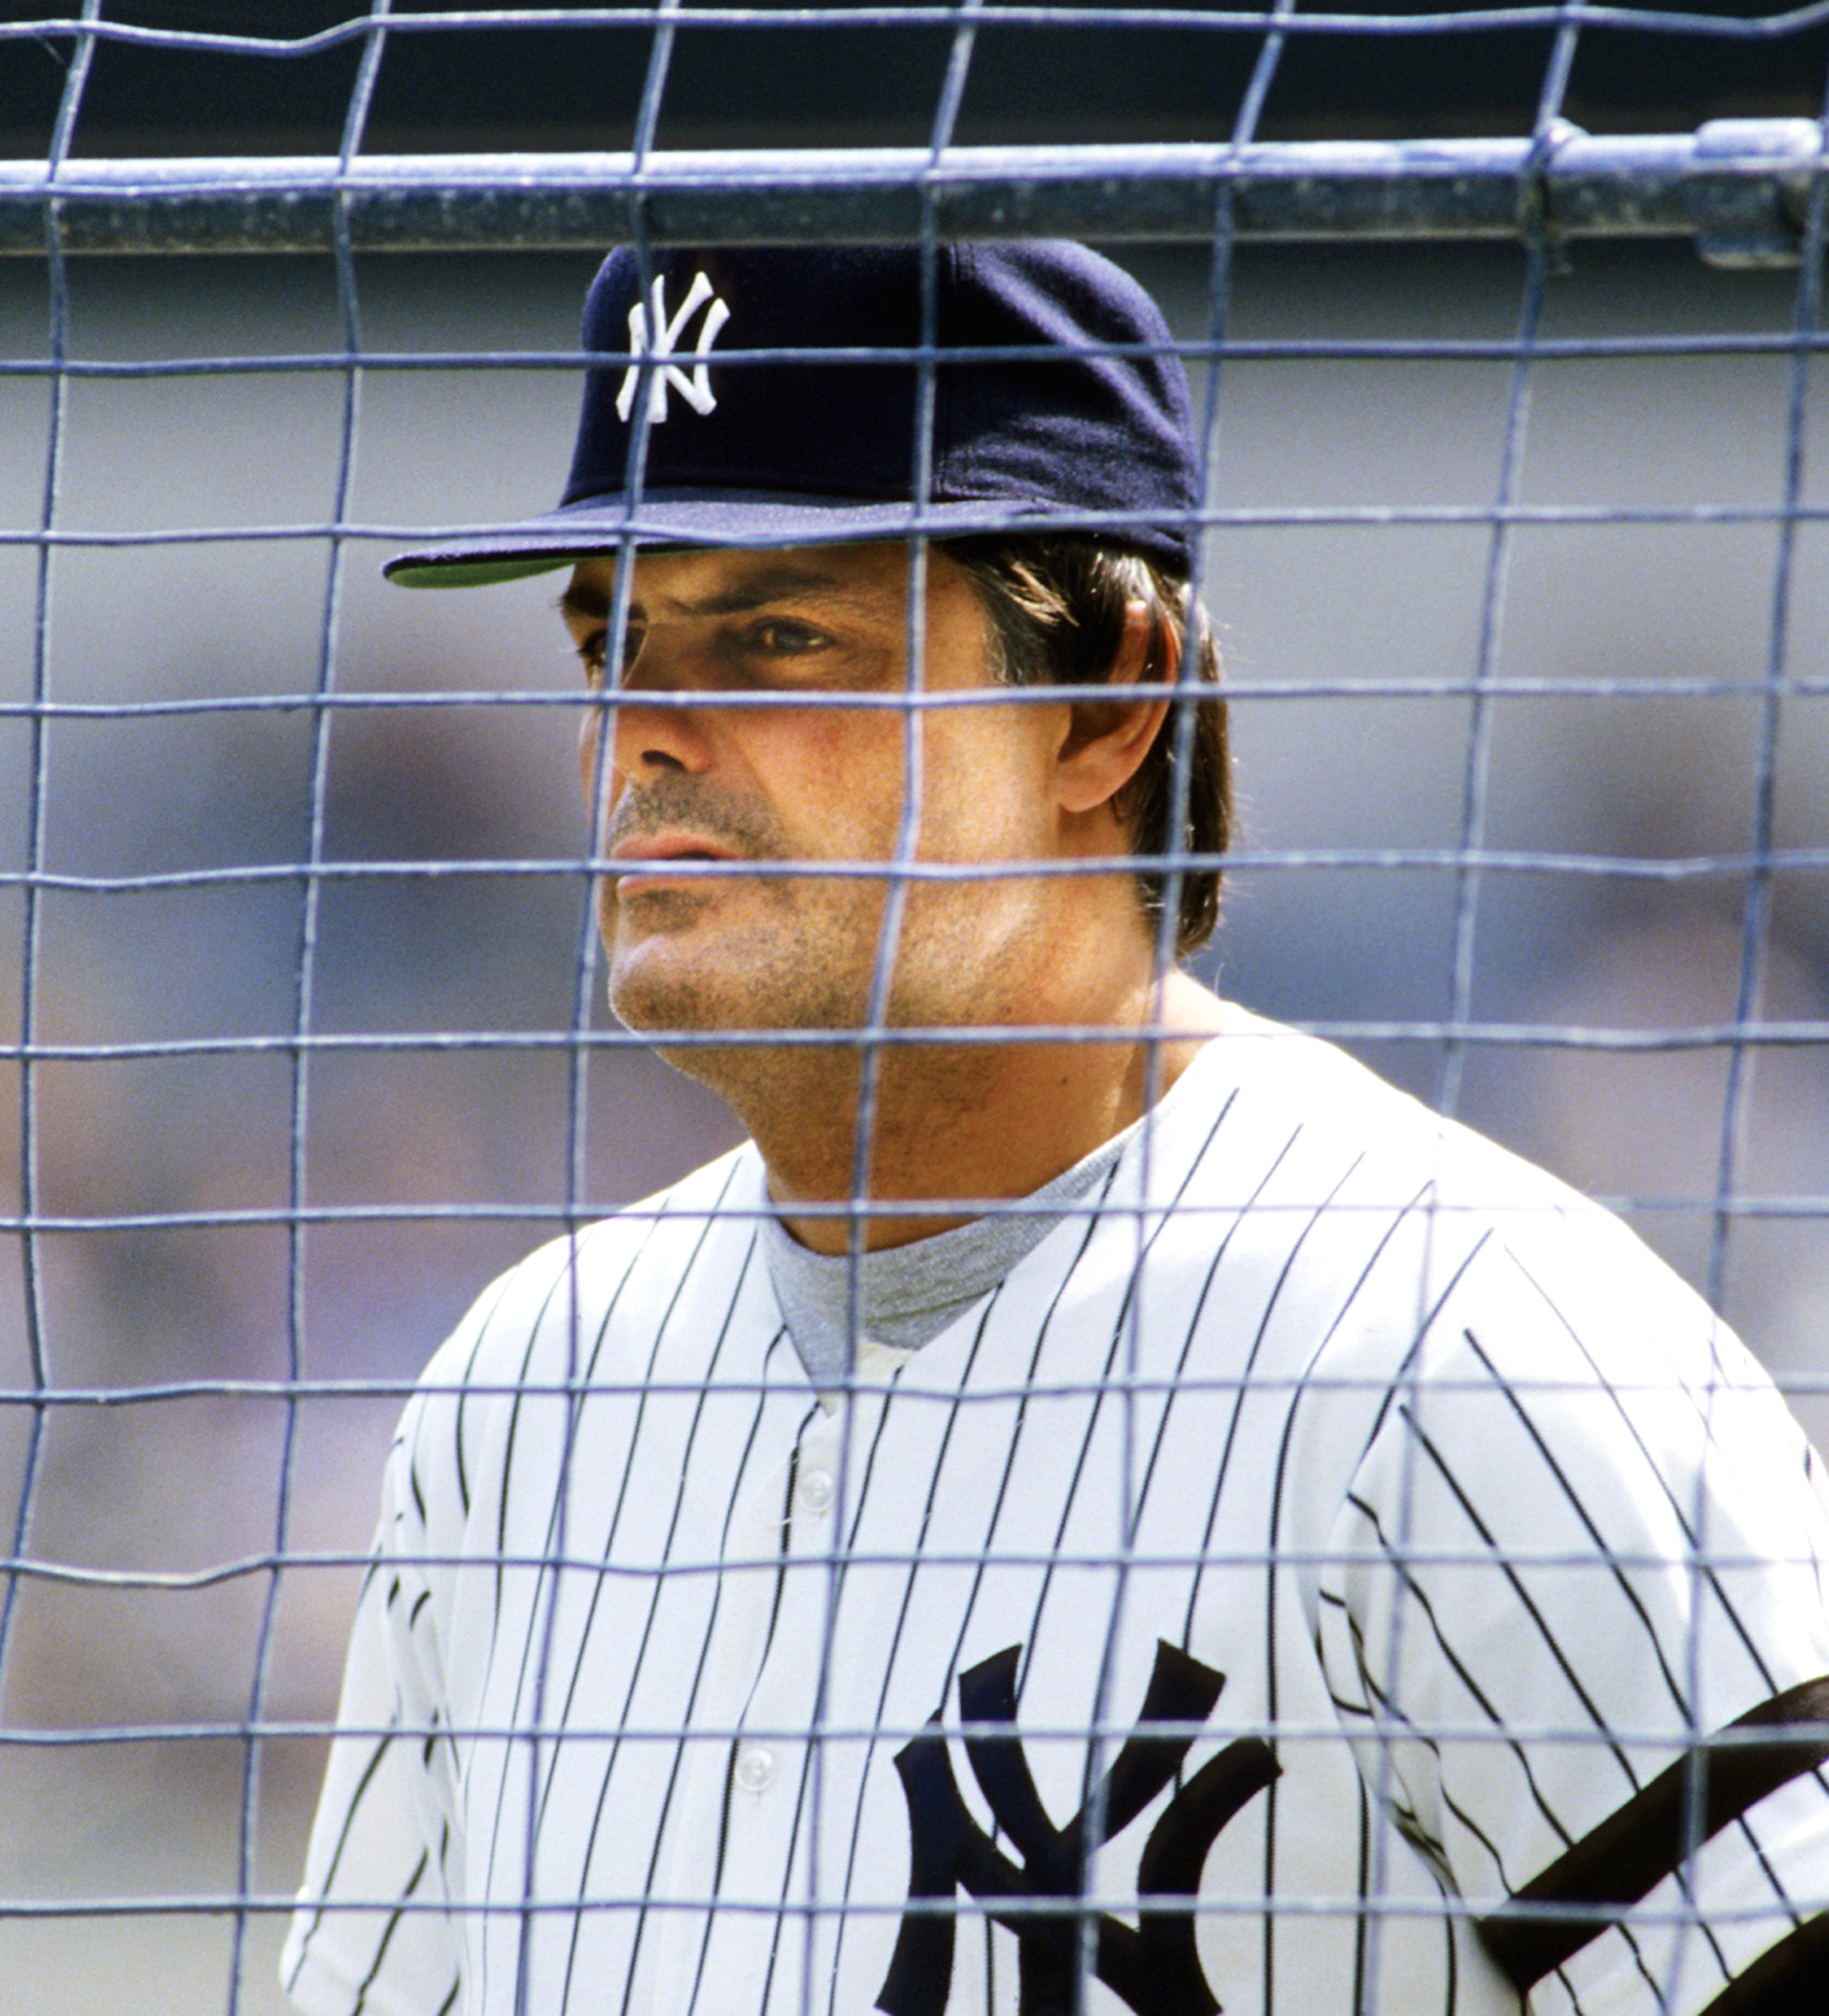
[753, 619, 827, 654]
[580, 626, 644, 685]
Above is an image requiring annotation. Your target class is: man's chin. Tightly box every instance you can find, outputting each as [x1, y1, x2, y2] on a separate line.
[606, 937, 722, 1037]
[606, 921, 874, 1062]
[609, 950, 822, 1106]
[607, 932, 799, 1040]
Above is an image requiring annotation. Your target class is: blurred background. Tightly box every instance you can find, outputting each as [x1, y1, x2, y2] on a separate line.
[0, 4, 1826, 2012]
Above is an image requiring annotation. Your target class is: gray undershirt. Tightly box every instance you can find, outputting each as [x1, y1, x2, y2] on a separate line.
[762, 1118, 1140, 1389]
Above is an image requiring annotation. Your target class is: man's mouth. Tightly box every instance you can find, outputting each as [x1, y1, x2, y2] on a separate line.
[608, 832, 742, 889]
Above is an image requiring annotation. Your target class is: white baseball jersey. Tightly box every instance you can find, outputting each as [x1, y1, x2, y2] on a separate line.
[282, 1019, 1829, 2016]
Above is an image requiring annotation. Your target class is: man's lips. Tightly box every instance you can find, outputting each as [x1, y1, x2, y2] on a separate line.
[608, 832, 743, 886]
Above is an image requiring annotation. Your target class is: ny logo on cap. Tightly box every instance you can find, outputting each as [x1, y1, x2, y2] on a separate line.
[615, 270, 731, 424]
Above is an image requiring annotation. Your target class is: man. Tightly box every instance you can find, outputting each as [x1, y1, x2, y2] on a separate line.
[283, 243, 1829, 2016]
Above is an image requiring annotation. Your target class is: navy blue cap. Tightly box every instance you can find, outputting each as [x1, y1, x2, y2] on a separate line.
[385, 242, 1198, 587]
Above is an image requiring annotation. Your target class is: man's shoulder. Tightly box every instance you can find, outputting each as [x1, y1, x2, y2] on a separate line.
[1168, 1007, 1582, 1211]
[1167, 1008, 1709, 1345]
[378, 1142, 773, 1545]
[413, 1139, 767, 1395]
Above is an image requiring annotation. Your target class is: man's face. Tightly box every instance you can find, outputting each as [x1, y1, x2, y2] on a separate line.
[563, 542, 1073, 1051]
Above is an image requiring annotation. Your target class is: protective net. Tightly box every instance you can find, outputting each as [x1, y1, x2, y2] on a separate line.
[1, 5, 1826, 2015]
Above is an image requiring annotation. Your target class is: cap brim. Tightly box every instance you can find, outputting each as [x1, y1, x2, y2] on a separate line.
[384, 491, 1183, 587]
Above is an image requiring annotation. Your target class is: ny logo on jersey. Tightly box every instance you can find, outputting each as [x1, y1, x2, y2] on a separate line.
[615, 270, 731, 423]
[878, 1640, 1279, 2016]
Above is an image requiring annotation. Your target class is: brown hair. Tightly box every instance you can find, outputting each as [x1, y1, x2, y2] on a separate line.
[941, 536, 1230, 957]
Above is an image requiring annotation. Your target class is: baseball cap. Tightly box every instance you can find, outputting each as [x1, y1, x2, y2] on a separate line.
[384, 241, 1198, 587]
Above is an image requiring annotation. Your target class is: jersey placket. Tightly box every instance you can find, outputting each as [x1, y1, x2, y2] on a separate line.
[651, 1348, 913, 2016]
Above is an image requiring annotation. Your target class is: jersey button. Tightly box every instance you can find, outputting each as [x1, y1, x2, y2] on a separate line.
[734, 1743, 776, 1794]
[797, 1467, 836, 1515]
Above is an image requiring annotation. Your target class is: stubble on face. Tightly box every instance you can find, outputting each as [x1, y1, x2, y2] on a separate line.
[600, 772, 1048, 1138]
[600, 769, 889, 1080]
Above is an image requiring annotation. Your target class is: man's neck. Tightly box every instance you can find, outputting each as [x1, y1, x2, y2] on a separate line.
[756, 971, 1235, 1255]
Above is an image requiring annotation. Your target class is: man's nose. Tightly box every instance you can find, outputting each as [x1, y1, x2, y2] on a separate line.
[612, 639, 718, 779]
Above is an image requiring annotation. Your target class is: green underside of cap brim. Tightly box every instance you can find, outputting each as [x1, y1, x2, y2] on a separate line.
[387, 554, 580, 589]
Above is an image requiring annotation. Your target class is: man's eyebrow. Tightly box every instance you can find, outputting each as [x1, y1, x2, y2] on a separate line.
[664, 564, 872, 618]
[559, 564, 869, 626]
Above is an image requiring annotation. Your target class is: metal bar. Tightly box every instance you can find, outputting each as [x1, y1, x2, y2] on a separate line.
[0, 122, 1819, 260]
[7, 4, 1829, 55]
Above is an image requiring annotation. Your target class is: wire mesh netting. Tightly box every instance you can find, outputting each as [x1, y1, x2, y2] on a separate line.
[2, 4, 1829, 2015]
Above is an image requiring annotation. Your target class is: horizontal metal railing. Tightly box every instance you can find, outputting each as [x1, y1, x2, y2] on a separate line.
[2, 119, 1819, 263]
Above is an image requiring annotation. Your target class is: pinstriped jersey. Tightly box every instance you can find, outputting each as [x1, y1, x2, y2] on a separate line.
[282, 1020, 1829, 2016]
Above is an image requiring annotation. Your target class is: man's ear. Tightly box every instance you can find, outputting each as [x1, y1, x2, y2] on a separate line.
[1055, 600, 1174, 818]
